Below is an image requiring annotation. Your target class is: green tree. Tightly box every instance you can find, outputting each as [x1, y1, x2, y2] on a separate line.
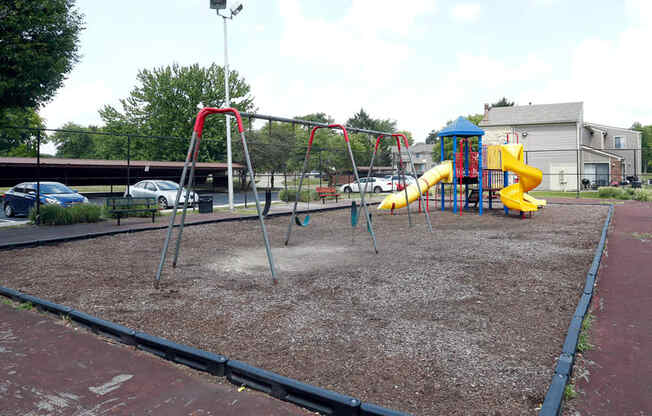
[631, 122, 652, 172]
[0, 108, 46, 156]
[240, 121, 298, 189]
[425, 129, 439, 144]
[98, 63, 255, 162]
[491, 97, 515, 107]
[346, 108, 397, 166]
[0, 0, 84, 110]
[50, 122, 102, 158]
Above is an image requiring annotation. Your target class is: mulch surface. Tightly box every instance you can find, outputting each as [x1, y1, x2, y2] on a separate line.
[570, 201, 652, 415]
[0, 204, 609, 415]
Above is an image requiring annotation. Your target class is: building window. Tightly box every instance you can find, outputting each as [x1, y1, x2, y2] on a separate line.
[614, 136, 624, 149]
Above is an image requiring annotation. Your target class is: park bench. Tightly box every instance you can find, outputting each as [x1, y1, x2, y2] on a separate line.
[105, 197, 157, 226]
[316, 186, 340, 204]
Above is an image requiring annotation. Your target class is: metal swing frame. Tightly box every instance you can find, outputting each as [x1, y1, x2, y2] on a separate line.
[366, 133, 433, 232]
[155, 107, 278, 286]
[285, 124, 378, 254]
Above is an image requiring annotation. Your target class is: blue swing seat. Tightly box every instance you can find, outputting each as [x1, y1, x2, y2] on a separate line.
[295, 215, 310, 227]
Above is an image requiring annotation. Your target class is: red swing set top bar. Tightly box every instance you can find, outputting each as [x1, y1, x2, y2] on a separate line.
[193, 107, 245, 137]
[307, 124, 351, 150]
[372, 133, 410, 151]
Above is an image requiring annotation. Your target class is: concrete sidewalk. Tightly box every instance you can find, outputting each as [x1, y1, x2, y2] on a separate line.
[0, 302, 309, 415]
[574, 201, 652, 415]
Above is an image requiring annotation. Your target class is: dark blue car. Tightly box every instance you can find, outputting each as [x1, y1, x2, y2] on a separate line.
[2, 182, 89, 217]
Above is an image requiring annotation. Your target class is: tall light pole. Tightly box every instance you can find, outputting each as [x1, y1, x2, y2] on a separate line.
[210, 0, 243, 211]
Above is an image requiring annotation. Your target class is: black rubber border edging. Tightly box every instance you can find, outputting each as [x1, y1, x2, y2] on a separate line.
[0, 286, 409, 416]
[0, 202, 370, 251]
[538, 203, 614, 415]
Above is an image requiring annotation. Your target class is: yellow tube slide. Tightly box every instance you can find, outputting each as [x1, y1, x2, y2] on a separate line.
[499, 144, 544, 212]
[378, 161, 452, 210]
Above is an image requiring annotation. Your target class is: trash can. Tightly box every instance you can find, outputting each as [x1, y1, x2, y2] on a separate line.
[198, 196, 213, 214]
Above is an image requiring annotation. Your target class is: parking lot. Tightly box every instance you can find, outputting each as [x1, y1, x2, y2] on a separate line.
[0, 191, 281, 226]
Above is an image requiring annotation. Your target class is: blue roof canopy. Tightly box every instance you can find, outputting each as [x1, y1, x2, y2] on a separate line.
[437, 116, 485, 137]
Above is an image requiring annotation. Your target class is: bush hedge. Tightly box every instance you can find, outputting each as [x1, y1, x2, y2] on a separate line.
[598, 187, 651, 201]
[30, 203, 103, 225]
[279, 188, 318, 202]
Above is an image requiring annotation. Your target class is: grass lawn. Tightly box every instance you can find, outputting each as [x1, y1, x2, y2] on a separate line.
[529, 190, 600, 199]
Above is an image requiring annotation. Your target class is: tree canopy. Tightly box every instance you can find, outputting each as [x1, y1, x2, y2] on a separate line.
[0, 108, 46, 156]
[491, 97, 515, 107]
[0, 0, 84, 110]
[98, 63, 255, 162]
[50, 122, 102, 159]
[631, 122, 652, 172]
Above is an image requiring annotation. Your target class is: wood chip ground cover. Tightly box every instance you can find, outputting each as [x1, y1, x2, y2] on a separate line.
[0, 204, 608, 415]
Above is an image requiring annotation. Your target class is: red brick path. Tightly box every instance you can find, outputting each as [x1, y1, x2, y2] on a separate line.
[575, 201, 652, 415]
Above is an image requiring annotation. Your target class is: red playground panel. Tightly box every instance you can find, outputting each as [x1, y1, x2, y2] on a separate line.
[455, 152, 479, 178]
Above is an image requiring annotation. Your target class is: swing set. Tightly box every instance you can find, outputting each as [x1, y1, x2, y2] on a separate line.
[285, 124, 378, 254]
[155, 107, 278, 285]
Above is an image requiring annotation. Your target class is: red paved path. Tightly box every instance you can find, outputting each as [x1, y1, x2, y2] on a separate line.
[0, 303, 309, 415]
[575, 201, 652, 415]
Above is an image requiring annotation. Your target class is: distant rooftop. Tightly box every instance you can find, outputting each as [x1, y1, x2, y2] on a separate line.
[479, 102, 583, 126]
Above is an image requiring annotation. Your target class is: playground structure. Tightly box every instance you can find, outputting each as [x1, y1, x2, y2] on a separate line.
[378, 116, 545, 216]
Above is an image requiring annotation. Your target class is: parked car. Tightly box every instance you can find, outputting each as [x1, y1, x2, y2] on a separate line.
[2, 182, 89, 217]
[388, 174, 416, 190]
[125, 180, 199, 209]
[339, 177, 393, 193]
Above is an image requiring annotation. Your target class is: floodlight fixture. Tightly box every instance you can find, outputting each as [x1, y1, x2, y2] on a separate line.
[231, 1, 243, 16]
[209, 0, 226, 10]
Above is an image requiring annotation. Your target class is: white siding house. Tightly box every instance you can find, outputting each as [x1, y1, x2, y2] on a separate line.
[390, 143, 435, 175]
[478, 102, 640, 190]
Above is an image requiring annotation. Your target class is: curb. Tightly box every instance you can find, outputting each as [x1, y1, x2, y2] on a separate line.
[538, 204, 614, 415]
[0, 286, 410, 416]
[0, 202, 373, 252]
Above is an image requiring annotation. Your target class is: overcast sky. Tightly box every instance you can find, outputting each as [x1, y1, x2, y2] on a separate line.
[40, 0, 651, 153]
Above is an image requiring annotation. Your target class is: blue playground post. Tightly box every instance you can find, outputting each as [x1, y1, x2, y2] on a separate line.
[478, 136, 483, 215]
[504, 171, 509, 215]
[452, 135, 457, 213]
[440, 136, 445, 211]
[464, 138, 469, 210]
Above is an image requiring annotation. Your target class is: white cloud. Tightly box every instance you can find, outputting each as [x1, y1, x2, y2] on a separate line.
[277, 0, 436, 84]
[519, 0, 652, 127]
[39, 79, 116, 130]
[449, 3, 481, 23]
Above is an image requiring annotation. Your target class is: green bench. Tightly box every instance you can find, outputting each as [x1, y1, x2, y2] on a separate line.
[105, 197, 157, 226]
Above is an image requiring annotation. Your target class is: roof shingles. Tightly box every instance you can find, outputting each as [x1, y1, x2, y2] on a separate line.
[479, 102, 582, 126]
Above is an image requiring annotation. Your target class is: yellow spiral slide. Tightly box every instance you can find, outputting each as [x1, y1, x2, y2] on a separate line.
[498, 144, 544, 212]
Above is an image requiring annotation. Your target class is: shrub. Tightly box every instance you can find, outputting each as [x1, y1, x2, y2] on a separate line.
[30, 203, 103, 225]
[632, 189, 651, 202]
[597, 187, 622, 199]
[279, 188, 318, 202]
[598, 186, 651, 201]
